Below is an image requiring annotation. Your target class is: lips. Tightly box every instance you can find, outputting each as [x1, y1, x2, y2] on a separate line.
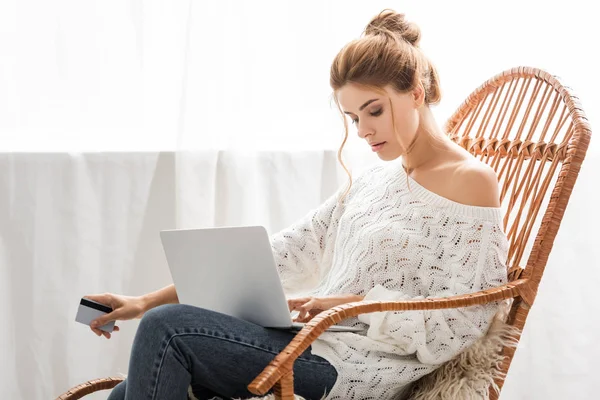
[370, 141, 386, 152]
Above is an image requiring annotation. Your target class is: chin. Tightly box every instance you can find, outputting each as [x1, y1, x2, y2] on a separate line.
[377, 150, 402, 162]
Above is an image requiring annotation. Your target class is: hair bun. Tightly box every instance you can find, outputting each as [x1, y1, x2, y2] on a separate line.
[364, 9, 421, 47]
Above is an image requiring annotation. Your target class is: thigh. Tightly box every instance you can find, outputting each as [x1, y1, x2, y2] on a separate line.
[147, 304, 337, 400]
[106, 379, 126, 400]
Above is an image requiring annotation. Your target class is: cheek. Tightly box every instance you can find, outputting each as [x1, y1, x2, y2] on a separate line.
[389, 108, 419, 143]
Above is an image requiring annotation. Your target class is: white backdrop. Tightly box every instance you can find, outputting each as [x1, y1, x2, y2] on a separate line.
[1, 0, 599, 399]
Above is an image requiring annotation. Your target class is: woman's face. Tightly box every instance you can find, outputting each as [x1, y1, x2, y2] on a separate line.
[337, 83, 420, 161]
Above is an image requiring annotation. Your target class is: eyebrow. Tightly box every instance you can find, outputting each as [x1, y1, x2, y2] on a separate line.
[343, 98, 379, 115]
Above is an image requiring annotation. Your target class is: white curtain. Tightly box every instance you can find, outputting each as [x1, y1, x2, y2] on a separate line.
[0, 0, 599, 399]
[2, 0, 598, 152]
[0, 150, 373, 399]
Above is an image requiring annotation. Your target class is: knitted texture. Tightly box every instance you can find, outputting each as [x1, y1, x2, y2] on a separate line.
[270, 159, 509, 399]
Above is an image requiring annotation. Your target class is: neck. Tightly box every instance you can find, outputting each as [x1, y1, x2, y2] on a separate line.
[401, 106, 450, 172]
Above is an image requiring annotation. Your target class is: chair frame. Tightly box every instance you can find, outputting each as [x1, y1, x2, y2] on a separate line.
[56, 66, 591, 400]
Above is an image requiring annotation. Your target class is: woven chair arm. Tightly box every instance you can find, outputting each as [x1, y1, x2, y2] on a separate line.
[55, 377, 124, 400]
[248, 278, 529, 395]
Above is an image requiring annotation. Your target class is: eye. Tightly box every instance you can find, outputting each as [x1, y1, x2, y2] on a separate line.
[371, 108, 383, 117]
[350, 108, 383, 125]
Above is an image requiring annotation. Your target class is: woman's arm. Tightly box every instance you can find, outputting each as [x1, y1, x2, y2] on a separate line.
[86, 284, 179, 339]
[140, 283, 179, 312]
[271, 166, 378, 294]
[270, 188, 346, 293]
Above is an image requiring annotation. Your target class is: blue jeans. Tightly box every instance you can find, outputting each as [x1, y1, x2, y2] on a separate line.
[107, 304, 337, 400]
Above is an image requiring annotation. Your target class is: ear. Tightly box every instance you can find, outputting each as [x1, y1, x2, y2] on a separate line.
[412, 83, 425, 108]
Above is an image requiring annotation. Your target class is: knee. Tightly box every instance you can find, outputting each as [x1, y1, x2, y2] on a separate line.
[106, 379, 126, 400]
[138, 304, 181, 333]
[138, 304, 222, 338]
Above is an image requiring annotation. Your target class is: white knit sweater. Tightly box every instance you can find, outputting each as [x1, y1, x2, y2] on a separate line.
[269, 158, 509, 400]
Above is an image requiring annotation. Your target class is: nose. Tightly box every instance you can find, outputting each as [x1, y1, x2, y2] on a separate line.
[356, 122, 374, 139]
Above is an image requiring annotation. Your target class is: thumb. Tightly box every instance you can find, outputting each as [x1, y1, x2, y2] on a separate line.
[84, 294, 119, 327]
[91, 309, 122, 328]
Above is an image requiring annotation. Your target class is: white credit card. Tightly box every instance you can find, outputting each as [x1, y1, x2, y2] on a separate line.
[75, 298, 115, 333]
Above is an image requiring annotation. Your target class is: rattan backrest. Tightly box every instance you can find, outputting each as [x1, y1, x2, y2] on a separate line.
[445, 67, 591, 400]
[444, 67, 591, 397]
[444, 67, 591, 288]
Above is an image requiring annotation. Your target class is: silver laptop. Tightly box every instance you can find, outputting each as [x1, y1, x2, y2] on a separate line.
[159, 226, 363, 333]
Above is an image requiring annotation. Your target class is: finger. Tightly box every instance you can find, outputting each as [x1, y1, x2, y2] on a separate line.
[113, 325, 120, 332]
[297, 307, 310, 321]
[293, 314, 305, 323]
[102, 331, 111, 339]
[288, 298, 308, 311]
[310, 308, 323, 316]
[86, 293, 120, 327]
[288, 300, 303, 311]
[299, 300, 316, 313]
[299, 303, 323, 322]
[90, 326, 102, 337]
[295, 314, 311, 323]
[91, 310, 122, 328]
[294, 313, 305, 322]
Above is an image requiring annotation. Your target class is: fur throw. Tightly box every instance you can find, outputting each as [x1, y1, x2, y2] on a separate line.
[189, 303, 520, 400]
[406, 303, 520, 399]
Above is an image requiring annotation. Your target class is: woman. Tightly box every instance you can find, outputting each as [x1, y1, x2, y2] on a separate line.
[87, 9, 508, 400]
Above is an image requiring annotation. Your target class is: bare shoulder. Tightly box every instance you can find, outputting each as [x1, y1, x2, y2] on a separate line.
[451, 159, 501, 207]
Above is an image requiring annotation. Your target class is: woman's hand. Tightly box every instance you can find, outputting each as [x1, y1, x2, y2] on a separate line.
[84, 293, 148, 339]
[287, 294, 364, 323]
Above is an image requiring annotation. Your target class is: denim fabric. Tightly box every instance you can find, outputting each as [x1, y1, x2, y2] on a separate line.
[107, 304, 337, 400]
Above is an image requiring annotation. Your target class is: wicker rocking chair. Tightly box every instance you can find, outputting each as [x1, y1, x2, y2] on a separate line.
[56, 66, 591, 400]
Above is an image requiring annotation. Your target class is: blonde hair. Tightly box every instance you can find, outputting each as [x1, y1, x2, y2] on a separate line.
[330, 9, 442, 203]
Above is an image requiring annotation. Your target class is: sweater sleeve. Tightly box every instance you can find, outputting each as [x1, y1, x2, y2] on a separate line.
[357, 219, 509, 365]
[269, 185, 346, 295]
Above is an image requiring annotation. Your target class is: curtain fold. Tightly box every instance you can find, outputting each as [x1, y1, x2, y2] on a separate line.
[0, 150, 598, 399]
